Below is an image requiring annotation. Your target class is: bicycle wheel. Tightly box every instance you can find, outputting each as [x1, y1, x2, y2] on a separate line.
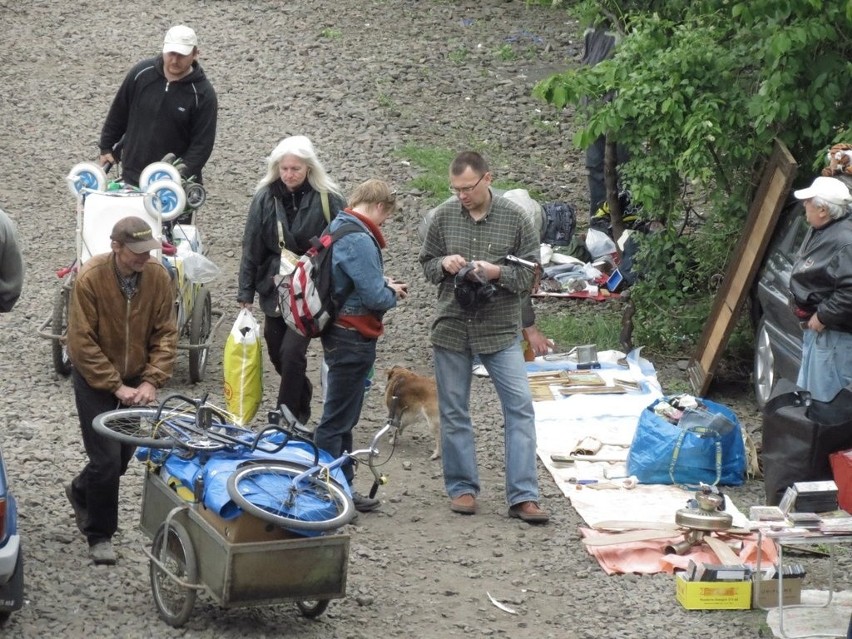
[92, 407, 182, 449]
[150, 520, 197, 628]
[51, 284, 72, 377]
[296, 599, 330, 618]
[226, 461, 355, 533]
[188, 286, 211, 383]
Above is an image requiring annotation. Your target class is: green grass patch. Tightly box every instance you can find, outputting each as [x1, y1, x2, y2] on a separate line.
[449, 47, 469, 64]
[397, 144, 544, 206]
[497, 44, 517, 61]
[535, 303, 622, 352]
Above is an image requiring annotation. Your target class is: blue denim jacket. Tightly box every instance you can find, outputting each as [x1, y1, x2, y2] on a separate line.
[329, 211, 397, 316]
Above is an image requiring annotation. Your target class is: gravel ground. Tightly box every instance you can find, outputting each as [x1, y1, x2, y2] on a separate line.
[0, 0, 848, 637]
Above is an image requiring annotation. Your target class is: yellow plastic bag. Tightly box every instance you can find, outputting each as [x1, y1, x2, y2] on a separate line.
[223, 308, 262, 425]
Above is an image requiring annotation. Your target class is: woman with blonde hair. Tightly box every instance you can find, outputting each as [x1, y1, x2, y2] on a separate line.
[237, 135, 346, 424]
[313, 179, 408, 512]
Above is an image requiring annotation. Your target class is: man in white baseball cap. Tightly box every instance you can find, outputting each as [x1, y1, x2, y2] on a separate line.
[793, 175, 852, 208]
[163, 25, 197, 56]
[98, 25, 217, 188]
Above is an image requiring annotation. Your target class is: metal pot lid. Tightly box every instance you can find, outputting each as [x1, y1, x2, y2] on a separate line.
[675, 506, 733, 531]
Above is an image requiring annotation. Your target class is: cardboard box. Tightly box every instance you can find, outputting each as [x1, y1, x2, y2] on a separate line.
[676, 574, 752, 610]
[751, 577, 803, 608]
[195, 503, 298, 544]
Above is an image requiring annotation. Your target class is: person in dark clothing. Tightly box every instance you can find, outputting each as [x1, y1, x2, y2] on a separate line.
[581, 26, 630, 223]
[237, 135, 346, 424]
[98, 25, 218, 187]
[789, 176, 852, 402]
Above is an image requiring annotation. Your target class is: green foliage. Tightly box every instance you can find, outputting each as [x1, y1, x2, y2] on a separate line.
[497, 44, 517, 61]
[449, 47, 469, 64]
[319, 27, 342, 39]
[534, 0, 852, 350]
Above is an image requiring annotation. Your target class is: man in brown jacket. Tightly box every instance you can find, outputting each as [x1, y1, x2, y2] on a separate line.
[65, 216, 177, 565]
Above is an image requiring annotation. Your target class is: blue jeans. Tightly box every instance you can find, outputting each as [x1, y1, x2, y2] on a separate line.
[433, 341, 540, 506]
[797, 328, 852, 402]
[314, 326, 377, 484]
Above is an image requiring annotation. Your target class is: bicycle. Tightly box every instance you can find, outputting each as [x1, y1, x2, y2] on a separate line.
[225, 397, 403, 533]
[92, 393, 307, 459]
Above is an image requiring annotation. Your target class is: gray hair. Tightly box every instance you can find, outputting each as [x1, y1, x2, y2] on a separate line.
[256, 135, 343, 198]
[814, 196, 850, 220]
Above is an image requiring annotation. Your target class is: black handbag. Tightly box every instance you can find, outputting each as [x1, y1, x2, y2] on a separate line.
[761, 379, 852, 505]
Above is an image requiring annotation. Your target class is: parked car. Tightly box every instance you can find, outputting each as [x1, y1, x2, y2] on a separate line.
[750, 196, 807, 408]
[0, 447, 23, 621]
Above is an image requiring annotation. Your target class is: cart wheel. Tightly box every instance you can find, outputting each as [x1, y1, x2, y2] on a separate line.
[51, 283, 73, 376]
[188, 287, 212, 383]
[139, 162, 181, 190]
[185, 182, 207, 209]
[296, 599, 330, 618]
[144, 178, 187, 222]
[150, 520, 197, 628]
[66, 162, 107, 197]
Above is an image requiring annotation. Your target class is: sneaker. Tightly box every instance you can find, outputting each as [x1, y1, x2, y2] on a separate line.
[352, 491, 380, 513]
[64, 482, 87, 535]
[89, 540, 117, 565]
[472, 364, 489, 378]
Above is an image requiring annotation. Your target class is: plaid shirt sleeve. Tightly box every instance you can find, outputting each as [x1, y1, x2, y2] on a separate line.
[419, 193, 537, 354]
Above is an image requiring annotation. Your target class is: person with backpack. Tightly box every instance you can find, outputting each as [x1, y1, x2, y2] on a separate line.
[313, 179, 408, 512]
[237, 135, 346, 424]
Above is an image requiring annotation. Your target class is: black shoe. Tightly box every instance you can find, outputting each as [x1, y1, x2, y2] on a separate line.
[352, 491, 380, 513]
[65, 482, 87, 535]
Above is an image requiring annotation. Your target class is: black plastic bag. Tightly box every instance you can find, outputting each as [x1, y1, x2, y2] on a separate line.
[761, 379, 852, 505]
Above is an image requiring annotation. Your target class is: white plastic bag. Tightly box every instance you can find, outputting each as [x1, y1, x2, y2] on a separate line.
[181, 252, 221, 284]
[585, 227, 618, 259]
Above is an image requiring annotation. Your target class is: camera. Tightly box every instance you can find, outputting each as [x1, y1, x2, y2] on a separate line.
[454, 263, 497, 309]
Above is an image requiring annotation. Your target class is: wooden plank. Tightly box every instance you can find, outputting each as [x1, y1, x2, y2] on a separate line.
[687, 139, 798, 396]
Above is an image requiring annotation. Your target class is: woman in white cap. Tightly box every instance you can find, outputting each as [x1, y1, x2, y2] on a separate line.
[789, 175, 852, 402]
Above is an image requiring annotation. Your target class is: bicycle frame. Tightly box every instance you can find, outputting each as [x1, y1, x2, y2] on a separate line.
[286, 397, 403, 501]
[153, 394, 308, 458]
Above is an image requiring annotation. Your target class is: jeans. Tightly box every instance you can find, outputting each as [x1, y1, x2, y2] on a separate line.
[70, 371, 136, 545]
[314, 326, 377, 484]
[797, 328, 852, 402]
[433, 340, 539, 506]
[264, 314, 313, 423]
[585, 135, 630, 219]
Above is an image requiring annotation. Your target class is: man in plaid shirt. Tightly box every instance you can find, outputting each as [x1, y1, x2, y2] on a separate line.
[419, 151, 548, 523]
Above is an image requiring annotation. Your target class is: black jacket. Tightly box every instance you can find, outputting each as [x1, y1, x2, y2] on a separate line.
[238, 183, 345, 316]
[789, 215, 852, 332]
[99, 56, 218, 186]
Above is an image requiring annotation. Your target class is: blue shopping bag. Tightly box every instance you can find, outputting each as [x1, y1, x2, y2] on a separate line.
[626, 397, 746, 486]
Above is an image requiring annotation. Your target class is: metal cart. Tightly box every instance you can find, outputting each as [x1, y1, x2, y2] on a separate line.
[38, 163, 224, 383]
[139, 469, 350, 627]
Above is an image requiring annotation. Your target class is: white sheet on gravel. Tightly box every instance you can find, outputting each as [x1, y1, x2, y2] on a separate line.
[766, 589, 852, 638]
[532, 349, 749, 528]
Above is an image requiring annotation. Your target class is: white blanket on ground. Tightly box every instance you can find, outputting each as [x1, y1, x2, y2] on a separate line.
[533, 349, 747, 528]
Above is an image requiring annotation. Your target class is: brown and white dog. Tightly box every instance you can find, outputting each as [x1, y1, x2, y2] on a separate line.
[385, 365, 440, 460]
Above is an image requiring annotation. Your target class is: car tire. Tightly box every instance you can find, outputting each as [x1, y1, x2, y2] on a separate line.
[753, 317, 776, 410]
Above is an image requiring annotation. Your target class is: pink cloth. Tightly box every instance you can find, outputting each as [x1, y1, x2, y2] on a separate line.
[580, 527, 779, 575]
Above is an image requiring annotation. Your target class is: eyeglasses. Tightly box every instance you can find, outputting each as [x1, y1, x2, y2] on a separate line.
[449, 173, 486, 195]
